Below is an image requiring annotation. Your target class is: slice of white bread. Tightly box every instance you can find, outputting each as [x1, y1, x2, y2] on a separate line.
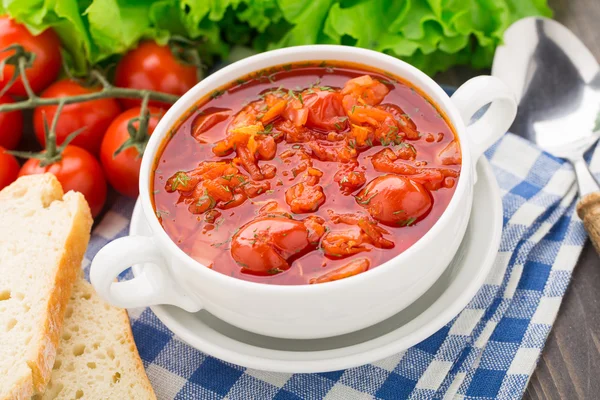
[0, 174, 92, 399]
[38, 278, 156, 400]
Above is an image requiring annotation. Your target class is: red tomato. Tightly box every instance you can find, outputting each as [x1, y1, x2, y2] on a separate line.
[114, 41, 197, 109]
[0, 17, 61, 96]
[34, 80, 122, 155]
[19, 145, 107, 217]
[0, 95, 23, 150]
[0, 146, 19, 190]
[303, 90, 347, 131]
[357, 175, 432, 226]
[231, 217, 325, 275]
[100, 107, 164, 198]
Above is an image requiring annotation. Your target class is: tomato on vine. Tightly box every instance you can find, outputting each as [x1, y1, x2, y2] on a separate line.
[0, 146, 19, 190]
[34, 79, 122, 155]
[19, 145, 107, 217]
[0, 94, 23, 150]
[100, 106, 164, 198]
[15, 115, 107, 217]
[0, 17, 61, 96]
[114, 41, 198, 109]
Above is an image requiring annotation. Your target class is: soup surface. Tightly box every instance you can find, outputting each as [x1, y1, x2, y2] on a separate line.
[152, 62, 461, 285]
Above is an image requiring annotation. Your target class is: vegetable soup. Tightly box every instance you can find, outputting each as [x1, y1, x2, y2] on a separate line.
[152, 62, 461, 285]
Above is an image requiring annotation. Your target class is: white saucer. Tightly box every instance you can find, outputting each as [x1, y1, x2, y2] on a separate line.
[130, 158, 502, 373]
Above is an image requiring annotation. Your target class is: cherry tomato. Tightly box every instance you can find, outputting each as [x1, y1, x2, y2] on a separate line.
[34, 80, 122, 155]
[0, 146, 19, 190]
[114, 41, 197, 109]
[231, 216, 325, 275]
[0, 17, 61, 96]
[19, 145, 107, 217]
[356, 175, 432, 226]
[99, 107, 164, 198]
[0, 95, 23, 150]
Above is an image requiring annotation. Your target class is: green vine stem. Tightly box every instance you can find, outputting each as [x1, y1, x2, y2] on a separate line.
[2, 45, 180, 161]
[9, 100, 86, 166]
[0, 80, 179, 112]
[0, 48, 179, 113]
[18, 55, 36, 100]
[0, 44, 36, 97]
[112, 93, 152, 157]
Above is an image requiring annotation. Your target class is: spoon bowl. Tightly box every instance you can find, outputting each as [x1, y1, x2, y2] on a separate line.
[493, 17, 600, 161]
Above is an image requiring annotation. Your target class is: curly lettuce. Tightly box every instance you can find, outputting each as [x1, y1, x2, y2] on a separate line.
[0, 0, 552, 76]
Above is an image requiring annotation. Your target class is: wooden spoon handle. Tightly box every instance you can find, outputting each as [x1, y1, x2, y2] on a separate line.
[577, 192, 600, 254]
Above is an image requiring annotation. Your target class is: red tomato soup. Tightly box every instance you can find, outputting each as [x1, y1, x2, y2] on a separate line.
[152, 62, 461, 285]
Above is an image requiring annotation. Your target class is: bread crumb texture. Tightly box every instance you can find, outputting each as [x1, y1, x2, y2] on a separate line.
[37, 279, 156, 400]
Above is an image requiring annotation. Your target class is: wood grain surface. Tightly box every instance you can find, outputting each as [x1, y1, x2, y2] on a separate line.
[440, 0, 600, 398]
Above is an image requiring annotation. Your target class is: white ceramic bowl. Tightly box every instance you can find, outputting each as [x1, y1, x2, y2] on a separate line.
[90, 45, 516, 339]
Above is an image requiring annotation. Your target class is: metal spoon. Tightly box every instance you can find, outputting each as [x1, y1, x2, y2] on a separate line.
[492, 17, 600, 253]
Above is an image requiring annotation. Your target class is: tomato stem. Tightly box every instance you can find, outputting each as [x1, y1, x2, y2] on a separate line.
[8, 99, 85, 166]
[112, 93, 152, 158]
[169, 36, 205, 83]
[0, 43, 35, 97]
[136, 93, 151, 144]
[0, 82, 179, 112]
[0, 52, 180, 113]
[18, 55, 37, 100]
[90, 70, 112, 89]
[43, 110, 57, 160]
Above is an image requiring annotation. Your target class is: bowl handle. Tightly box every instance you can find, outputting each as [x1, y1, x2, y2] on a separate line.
[451, 76, 517, 161]
[90, 235, 202, 312]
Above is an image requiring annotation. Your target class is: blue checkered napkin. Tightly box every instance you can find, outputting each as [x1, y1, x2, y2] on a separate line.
[82, 132, 594, 400]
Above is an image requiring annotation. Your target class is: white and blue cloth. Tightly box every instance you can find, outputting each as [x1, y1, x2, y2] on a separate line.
[82, 90, 595, 398]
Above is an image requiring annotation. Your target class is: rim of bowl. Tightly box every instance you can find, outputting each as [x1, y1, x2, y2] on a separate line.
[139, 44, 472, 293]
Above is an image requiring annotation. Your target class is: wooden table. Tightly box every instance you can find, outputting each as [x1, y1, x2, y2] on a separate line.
[438, 0, 600, 398]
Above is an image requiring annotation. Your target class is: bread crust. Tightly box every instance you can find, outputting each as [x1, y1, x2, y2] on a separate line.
[30, 191, 92, 394]
[119, 310, 157, 399]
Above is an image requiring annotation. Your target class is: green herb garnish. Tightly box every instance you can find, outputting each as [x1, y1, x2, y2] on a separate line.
[258, 123, 274, 135]
[155, 209, 170, 218]
[170, 171, 190, 191]
[210, 89, 225, 99]
[356, 192, 377, 205]
[267, 268, 283, 275]
[398, 217, 417, 226]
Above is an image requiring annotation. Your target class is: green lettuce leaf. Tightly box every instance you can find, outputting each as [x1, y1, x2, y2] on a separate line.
[85, 0, 156, 63]
[0, 0, 552, 77]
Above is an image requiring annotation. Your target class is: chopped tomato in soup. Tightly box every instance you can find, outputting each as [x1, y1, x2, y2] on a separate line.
[152, 63, 461, 285]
